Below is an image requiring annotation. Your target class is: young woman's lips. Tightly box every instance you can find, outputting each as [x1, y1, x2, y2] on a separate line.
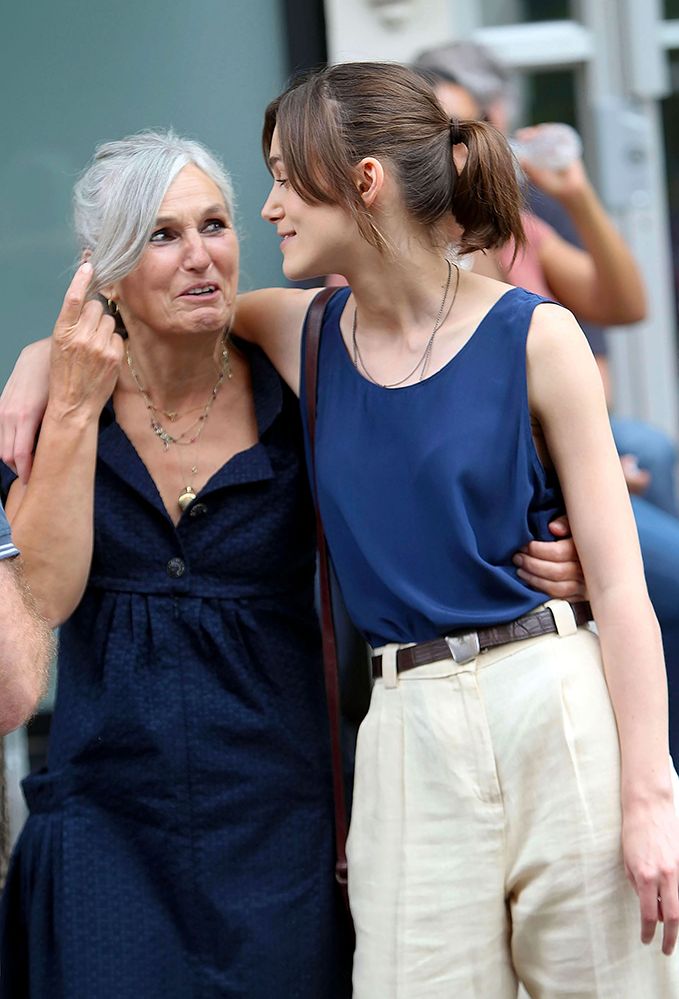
[279, 233, 296, 251]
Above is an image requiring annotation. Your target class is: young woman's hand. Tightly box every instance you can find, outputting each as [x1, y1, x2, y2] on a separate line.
[622, 795, 679, 955]
[513, 514, 587, 601]
[0, 338, 51, 483]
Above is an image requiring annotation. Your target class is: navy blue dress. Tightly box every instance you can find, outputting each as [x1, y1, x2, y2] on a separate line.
[0, 345, 351, 998]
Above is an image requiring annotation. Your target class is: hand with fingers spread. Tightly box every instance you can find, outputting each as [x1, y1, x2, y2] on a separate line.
[513, 514, 588, 602]
[623, 795, 679, 955]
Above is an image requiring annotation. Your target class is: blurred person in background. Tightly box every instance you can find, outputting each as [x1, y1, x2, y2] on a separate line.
[416, 40, 679, 764]
[416, 39, 679, 514]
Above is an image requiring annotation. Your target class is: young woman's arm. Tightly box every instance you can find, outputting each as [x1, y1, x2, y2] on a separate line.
[233, 287, 317, 394]
[3, 265, 123, 625]
[527, 302, 679, 954]
[0, 338, 51, 483]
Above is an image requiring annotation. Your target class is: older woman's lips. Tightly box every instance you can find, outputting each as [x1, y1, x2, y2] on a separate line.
[179, 283, 220, 300]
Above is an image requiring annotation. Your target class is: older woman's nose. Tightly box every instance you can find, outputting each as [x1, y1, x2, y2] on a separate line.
[183, 231, 212, 269]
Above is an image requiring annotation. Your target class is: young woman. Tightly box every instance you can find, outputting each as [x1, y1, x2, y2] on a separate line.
[233, 62, 679, 997]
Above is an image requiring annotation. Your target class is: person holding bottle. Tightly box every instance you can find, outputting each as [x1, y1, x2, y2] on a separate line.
[415, 41, 679, 767]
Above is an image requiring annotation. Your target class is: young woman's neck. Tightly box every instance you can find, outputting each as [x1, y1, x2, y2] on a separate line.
[342, 238, 454, 340]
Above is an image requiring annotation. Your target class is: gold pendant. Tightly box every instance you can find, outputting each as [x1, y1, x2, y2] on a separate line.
[178, 485, 197, 512]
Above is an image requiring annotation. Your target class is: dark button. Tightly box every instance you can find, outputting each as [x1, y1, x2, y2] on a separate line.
[189, 502, 208, 518]
[166, 557, 185, 578]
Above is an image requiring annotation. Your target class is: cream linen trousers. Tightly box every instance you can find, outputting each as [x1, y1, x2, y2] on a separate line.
[347, 601, 679, 998]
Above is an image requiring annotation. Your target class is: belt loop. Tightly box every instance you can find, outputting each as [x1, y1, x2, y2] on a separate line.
[544, 599, 577, 637]
[380, 643, 400, 689]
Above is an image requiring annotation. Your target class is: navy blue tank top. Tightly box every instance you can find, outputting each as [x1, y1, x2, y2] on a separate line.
[300, 285, 565, 647]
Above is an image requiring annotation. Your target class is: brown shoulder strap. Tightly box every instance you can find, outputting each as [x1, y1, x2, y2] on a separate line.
[303, 287, 350, 900]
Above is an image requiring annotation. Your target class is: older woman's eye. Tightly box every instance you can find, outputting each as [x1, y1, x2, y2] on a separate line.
[149, 228, 173, 243]
[203, 219, 228, 233]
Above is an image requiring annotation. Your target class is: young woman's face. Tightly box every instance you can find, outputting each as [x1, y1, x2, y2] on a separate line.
[109, 164, 239, 339]
[261, 127, 355, 281]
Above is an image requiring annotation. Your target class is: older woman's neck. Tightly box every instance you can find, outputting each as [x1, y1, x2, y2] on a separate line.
[120, 324, 227, 408]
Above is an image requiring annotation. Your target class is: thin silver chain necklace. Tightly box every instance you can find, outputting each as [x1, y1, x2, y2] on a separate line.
[351, 259, 459, 388]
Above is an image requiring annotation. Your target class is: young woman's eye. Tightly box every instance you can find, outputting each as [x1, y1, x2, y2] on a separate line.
[275, 178, 288, 188]
[203, 218, 228, 233]
[149, 228, 173, 243]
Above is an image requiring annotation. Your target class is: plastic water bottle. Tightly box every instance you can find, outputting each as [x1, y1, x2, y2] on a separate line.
[510, 123, 583, 172]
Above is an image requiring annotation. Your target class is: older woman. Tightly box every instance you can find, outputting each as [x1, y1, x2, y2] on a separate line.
[0, 131, 351, 999]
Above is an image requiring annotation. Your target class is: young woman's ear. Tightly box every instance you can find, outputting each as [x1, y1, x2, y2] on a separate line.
[355, 157, 385, 207]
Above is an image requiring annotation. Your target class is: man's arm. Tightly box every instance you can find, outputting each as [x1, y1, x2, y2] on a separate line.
[0, 556, 53, 735]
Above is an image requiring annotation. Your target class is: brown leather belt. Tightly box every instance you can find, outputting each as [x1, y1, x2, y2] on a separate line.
[371, 601, 592, 678]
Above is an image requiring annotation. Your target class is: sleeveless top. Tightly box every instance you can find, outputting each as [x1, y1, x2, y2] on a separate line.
[300, 285, 565, 648]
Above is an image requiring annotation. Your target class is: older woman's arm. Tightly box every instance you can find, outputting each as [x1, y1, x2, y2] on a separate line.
[4, 265, 123, 626]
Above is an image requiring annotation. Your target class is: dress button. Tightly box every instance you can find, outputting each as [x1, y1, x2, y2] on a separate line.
[189, 503, 208, 517]
[166, 557, 185, 578]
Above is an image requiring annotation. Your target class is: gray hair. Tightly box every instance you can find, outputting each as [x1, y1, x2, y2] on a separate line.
[414, 41, 514, 113]
[73, 129, 236, 294]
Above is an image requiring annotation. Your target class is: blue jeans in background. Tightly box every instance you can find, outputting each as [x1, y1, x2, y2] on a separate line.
[630, 495, 679, 762]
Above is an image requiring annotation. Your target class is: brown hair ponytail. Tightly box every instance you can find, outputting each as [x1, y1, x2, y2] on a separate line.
[263, 62, 525, 256]
[451, 119, 525, 255]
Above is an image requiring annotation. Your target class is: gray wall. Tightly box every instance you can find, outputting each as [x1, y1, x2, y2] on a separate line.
[1, 1, 288, 382]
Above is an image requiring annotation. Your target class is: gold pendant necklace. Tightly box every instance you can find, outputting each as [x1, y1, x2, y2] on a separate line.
[177, 483, 198, 512]
[125, 331, 232, 512]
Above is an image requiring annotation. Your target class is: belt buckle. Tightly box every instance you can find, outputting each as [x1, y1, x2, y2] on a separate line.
[444, 631, 481, 664]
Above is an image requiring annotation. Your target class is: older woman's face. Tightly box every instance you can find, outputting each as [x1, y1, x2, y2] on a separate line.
[111, 164, 238, 338]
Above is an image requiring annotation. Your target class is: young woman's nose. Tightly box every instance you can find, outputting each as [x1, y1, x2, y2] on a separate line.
[261, 187, 282, 223]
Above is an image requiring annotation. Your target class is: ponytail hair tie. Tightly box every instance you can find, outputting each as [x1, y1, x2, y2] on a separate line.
[449, 118, 465, 146]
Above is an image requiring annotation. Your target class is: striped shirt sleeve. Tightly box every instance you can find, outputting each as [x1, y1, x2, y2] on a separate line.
[0, 502, 18, 559]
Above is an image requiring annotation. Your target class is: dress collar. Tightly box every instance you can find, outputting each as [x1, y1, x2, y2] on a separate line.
[97, 341, 282, 517]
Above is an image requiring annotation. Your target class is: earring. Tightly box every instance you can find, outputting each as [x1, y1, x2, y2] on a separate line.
[107, 298, 118, 316]
[220, 323, 233, 380]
